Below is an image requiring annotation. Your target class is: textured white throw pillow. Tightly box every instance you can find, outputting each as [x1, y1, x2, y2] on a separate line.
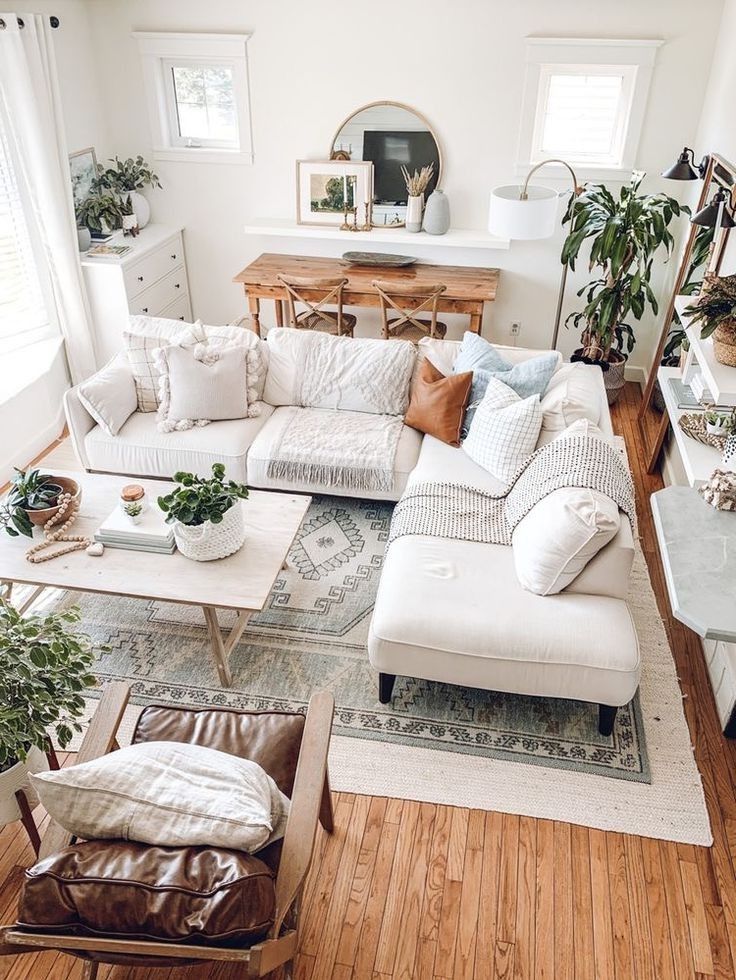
[463, 377, 543, 481]
[31, 741, 290, 853]
[512, 487, 621, 595]
[78, 356, 137, 436]
[540, 363, 603, 432]
[155, 344, 251, 432]
[179, 320, 266, 407]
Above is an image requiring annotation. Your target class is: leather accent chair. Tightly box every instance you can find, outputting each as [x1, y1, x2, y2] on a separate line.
[0, 682, 335, 978]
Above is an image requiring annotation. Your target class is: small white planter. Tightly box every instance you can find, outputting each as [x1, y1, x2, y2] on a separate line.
[706, 420, 730, 436]
[406, 194, 423, 233]
[0, 746, 49, 826]
[173, 503, 245, 561]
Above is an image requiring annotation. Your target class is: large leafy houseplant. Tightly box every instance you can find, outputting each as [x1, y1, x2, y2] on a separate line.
[685, 273, 736, 367]
[0, 468, 63, 538]
[561, 172, 687, 365]
[0, 600, 98, 772]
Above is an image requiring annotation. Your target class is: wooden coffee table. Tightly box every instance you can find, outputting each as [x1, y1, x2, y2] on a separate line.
[0, 471, 311, 687]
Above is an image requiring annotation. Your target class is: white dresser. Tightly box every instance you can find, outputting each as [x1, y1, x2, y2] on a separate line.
[81, 224, 192, 366]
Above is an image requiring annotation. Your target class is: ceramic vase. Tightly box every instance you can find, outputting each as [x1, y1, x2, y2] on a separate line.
[423, 189, 450, 235]
[77, 227, 91, 252]
[406, 194, 423, 233]
[723, 433, 736, 471]
[129, 191, 151, 229]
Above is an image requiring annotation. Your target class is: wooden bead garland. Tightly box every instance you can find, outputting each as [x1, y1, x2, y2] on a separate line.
[25, 493, 95, 563]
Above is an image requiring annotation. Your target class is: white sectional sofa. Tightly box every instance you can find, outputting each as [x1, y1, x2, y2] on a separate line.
[64, 323, 639, 734]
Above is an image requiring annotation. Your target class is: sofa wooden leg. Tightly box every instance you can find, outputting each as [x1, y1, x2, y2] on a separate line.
[598, 704, 618, 737]
[378, 672, 396, 704]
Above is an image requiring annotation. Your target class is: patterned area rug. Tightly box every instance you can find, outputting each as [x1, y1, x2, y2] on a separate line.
[46, 492, 711, 843]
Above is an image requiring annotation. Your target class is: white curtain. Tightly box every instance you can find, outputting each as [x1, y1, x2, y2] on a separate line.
[0, 12, 97, 382]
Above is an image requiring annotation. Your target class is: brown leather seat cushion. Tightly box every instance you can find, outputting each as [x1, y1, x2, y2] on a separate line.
[18, 840, 275, 947]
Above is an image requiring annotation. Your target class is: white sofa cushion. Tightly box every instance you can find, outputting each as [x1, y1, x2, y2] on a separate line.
[77, 356, 137, 436]
[84, 404, 274, 482]
[462, 379, 543, 481]
[263, 329, 415, 415]
[32, 741, 290, 852]
[368, 534, 640, 707]
[155, 344, 253, 431]
[247, 406, 422, 502]
[512, 487, 621, 596]
[540, 363, 604, 431]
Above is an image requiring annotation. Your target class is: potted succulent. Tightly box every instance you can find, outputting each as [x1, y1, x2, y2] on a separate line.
[0, 600, 98, 827]
[157, 464, 249, 561]
[1, 469, 80, 538]
[704, 410, 733, 437]
[122, 500, 144, 525]
[93, 155, 161, 229]
[75, 191, 123, 236]
[561, 171, 687, 404]
[685, 273, 736, 367]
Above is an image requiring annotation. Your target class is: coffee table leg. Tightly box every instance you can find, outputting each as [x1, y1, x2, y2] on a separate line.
[202, 606, 253, 687]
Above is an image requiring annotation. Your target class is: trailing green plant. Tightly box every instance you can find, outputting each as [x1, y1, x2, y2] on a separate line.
[1, 469, 62, 538]
[93, 155, 162, 195]
[685, 273, 736, 339]
[561, 171, 688, 363]
[0, 600, 99, 770]
[157, 464, 249, 527]
[75, 191, 123, 233]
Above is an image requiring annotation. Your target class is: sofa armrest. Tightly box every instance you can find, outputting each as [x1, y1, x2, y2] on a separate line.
[63, 385, 95, 470]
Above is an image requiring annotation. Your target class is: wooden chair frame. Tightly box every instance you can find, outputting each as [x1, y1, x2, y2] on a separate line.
[372, 279, 447, 340]
[0, 681, 335, 979]
[276, 274, 352, 336]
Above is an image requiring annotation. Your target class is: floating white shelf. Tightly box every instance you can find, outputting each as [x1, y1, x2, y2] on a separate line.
[658, 365, 721, 488]
[676, 294, 736, 406]
[243, 217, 511, 251]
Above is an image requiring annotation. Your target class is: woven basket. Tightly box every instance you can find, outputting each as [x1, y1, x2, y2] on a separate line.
[173, 504, 245, 561]
[714, 320, 736, 367]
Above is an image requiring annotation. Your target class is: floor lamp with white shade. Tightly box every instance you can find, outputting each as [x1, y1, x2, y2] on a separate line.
[488, 159, 582, 350]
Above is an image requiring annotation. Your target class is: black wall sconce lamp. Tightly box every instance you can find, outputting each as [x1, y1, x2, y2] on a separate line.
[662, 147, 709, 181]
[663, 147, 735, 228]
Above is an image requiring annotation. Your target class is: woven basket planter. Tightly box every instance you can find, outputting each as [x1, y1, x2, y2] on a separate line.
[713, 320, 736, 367]
[173, 504, 245, 561]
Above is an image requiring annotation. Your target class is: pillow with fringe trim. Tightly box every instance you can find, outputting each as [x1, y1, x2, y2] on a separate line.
[179, 320, 264, 411]
[154, 343, 253, 432]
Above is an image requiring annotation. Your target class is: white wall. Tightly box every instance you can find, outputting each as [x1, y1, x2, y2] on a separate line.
[696, 0, 736, 163]
[81, 0, 723, 374]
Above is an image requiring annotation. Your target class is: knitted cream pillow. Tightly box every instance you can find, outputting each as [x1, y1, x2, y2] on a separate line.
[155, 343, 253, 432]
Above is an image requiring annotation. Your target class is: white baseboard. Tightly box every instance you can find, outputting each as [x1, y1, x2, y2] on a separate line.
[624, 364, 646, 388]
[0, 402, 66, 486]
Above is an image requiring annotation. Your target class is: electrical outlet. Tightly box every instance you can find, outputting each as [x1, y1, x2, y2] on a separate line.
[510, 321, 521, 337]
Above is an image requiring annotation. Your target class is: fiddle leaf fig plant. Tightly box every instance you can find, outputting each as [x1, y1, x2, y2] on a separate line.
[561, 171, 688, 363]
[0, 600, 99, 770]
[157, 464, 249, 527]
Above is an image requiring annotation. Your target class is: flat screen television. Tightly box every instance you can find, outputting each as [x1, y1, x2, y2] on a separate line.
[362, 130, 440, 205]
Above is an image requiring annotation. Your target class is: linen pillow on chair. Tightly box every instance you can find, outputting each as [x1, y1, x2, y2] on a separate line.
[31, 740, 290, 853]
[154, 344, 252, 432]
[462, 377, 543, 481]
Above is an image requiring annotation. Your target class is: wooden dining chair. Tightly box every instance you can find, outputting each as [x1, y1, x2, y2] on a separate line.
[372, 279, 448, 343]
[276, 274, 357, 337]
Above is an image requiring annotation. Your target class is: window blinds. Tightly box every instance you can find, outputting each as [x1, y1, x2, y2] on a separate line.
[538, 71, 626, 163]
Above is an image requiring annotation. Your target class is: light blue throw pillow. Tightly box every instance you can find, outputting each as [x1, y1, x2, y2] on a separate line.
[454, 332, 559, 436]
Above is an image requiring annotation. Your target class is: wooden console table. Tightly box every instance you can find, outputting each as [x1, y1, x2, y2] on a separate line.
[233, 253, 500, 336]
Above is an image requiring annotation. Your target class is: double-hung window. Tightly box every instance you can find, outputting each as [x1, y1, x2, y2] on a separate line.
[134, 32, 253, 164]
[0, 113, 55, 356]
[517, 38, 662, 180]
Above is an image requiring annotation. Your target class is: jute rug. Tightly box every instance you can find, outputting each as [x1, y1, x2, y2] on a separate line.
[42, 487, 710, 845]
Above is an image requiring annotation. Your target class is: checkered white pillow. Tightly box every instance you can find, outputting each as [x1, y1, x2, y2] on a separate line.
[463, 377, 542, 482]
[124, 316, 189, 412]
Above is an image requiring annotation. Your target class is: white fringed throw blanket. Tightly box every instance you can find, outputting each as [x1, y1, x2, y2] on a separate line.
[267, 406, 404, 494]
[389, 433, 635, 546]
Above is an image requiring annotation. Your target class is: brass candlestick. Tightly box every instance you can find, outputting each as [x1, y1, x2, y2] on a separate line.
[349, 206, 359, 231]
[340, 205, 351, 231]
[361, 199, 373, 231]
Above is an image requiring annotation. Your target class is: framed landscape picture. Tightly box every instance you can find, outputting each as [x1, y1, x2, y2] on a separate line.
[69, 146, 98, 209]
[296, 160, 373, 226]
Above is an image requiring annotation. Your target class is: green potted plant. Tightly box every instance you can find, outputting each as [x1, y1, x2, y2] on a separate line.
[157, 464, 249, 561]
[685, 273, 736, 367]
[561, 171, 687, 403]
[93, 155, 162, 229]
[75, 191, 123, 235]
[0, 469, 80, 538]
[0, 600, 98, 827]
[704, 409, 733, 437]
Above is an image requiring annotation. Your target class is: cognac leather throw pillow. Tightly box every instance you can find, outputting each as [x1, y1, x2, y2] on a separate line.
[404, 358, 472, 447]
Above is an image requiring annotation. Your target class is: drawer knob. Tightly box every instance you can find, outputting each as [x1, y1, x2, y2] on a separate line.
[179, 315, 185, 320]
[171, 253, 177, 260]
[142, 307, 149, 313]
[174, 283, 181, 289]
[137, 275, 144, 282]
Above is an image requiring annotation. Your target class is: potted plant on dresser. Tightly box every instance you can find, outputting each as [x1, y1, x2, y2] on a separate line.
[685, 272, 736, 367]
[561, 171, 687, 403]
[93, 154, 162, 229]
[0, 600, 98, 830]
[158, 464, 250, 561]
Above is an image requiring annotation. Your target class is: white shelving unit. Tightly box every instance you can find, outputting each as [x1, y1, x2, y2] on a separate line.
[676, 294, 736, 406]
[243, 217, 511, 251]
[657, 365, 721, 487]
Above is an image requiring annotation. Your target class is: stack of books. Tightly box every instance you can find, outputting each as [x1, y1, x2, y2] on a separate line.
[95, 505, 176, 554]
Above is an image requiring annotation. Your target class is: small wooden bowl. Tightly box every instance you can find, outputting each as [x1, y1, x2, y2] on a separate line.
[25, 476, 81, 527]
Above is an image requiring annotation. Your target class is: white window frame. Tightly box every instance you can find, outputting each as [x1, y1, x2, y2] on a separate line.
[517, 38, 662, 182]
[133, 32, 253, 165]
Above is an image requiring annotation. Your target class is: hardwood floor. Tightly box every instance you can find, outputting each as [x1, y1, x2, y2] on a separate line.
[2, 382, 736, 979]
